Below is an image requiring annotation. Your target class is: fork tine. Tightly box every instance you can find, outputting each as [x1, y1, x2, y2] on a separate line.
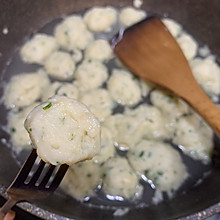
[9, 149, 38, 188]
[1, 149, 69, 217]
[28, 160, 46, 185]
[38, 164, 56, 189]
[49, 164, 68, 192]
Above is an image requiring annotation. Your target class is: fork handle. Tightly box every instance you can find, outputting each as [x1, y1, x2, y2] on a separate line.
[0, 198, 17, 219]
[0, 213, 4, 220]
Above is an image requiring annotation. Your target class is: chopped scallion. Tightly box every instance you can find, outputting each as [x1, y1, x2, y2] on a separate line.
[11, 127, 16, 133]
[139, 151, 145, 157]
[43, 102, 52, 110]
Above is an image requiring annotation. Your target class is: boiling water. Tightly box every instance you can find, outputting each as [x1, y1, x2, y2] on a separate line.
[0, 11, 217, 211]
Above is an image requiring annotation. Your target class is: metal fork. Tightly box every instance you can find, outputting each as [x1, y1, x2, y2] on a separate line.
[0, 149, 68, 219]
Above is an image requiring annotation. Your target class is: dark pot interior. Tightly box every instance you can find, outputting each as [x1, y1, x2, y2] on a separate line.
[0, 0, 220, 219]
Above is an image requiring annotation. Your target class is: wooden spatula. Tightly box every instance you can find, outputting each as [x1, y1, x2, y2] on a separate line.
[114, 16, 220, 137]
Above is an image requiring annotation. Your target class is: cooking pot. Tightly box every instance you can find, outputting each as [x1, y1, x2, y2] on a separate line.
[0, 0, 220, 219]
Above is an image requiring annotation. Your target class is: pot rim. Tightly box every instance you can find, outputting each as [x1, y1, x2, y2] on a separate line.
[1, 184, 219, 220]
[0, 1, 219, 219]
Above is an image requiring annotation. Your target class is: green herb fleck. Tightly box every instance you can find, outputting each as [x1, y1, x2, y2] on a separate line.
[144, 169, 149, 176]
[78, 163, 82, 167]
[88, 59, 92, 63]
[55, 86, 62, 95]
[167, 95, 174, 104]
[157, 171, 163, 176]
[132, 75, 138, 80]
[43, 102, 52, 110]
[11, 127, 16, 133]
[29, 128, 32, 132]
[102, 173, 106, 179]
[139, 151, 145, 157]
[61, 116, 66, 123]
[70, 133, 75, 141]
[153, 176, 158, 184]
[56, 161, 61, 165]
[146, 118, 153, 123]
[87, 173, 92, 178]
[62, 93, 67, 96]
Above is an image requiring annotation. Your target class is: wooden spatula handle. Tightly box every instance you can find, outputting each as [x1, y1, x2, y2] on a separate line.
[181, 81, 220, 137]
